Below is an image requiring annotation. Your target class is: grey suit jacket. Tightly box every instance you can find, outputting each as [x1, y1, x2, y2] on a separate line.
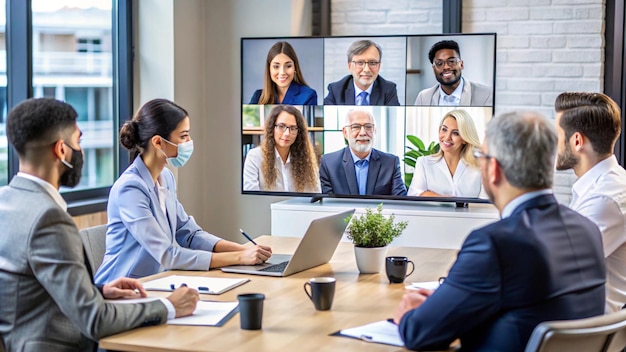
[414, 78, 493, 106]
[0, 176, 168, 352]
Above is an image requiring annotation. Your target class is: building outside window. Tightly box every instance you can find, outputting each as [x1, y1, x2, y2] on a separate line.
[31, 0, 114, 190]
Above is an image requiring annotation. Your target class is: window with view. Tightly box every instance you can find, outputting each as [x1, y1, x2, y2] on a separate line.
[32, 0, 114, 191]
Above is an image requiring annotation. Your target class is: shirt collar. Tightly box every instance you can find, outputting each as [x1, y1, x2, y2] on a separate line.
[274, 147, 291, 164]
[438, 77, 464, 104]
[501, 189, 553, 219]
[17, 172, 67, 211]
[572, 155, 619, 200]
[353, 81, 374, 100]
[349, 148, 371, 163]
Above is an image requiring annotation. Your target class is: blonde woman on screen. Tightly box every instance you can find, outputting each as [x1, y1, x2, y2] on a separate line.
[408, 109, 485, 198]
[243, 105, 321, 193]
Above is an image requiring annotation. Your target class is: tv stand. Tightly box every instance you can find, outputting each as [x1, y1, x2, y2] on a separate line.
[271, 198, 499, 249]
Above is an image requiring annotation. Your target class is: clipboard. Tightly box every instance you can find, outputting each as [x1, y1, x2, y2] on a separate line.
[332, 319, 404, 347]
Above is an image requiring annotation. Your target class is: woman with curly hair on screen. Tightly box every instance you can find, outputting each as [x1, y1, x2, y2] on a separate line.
[243, 105, 320, 193]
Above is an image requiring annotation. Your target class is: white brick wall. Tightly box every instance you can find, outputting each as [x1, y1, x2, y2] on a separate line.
[331, 0, 607, 204]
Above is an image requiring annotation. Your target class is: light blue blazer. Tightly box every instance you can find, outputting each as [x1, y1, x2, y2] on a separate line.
[94, 157, 221, 284]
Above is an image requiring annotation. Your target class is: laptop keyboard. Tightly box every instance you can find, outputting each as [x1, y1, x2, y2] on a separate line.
[259, 261, 289, 273]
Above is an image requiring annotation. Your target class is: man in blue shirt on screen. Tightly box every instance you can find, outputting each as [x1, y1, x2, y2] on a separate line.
[324, 40, 400, 106]
[319, 109, 406, 196]
[393, 111, 605, 352]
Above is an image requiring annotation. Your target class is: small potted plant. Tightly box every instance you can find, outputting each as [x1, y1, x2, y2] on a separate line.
[345, 204, 408, 274]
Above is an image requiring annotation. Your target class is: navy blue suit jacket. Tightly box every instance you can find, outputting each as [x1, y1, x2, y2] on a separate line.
[323, 75, 400, 106]
[249, 81, 317, 105]
[319, 147, 407, 196]
[399, 194, 606, 352]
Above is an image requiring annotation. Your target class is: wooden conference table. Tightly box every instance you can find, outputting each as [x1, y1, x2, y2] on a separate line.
[99, 236, 458, 352]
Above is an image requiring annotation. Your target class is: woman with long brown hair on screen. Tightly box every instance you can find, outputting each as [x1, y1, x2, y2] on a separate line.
[249, 41, 317, 105]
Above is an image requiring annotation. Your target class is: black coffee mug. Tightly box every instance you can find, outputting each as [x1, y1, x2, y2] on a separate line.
[385, 256, 415, 283]
[237, 293, 265, 330]
[303, 277, 336, 311]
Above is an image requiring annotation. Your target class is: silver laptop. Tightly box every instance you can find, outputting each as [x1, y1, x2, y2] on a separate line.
[221, 209, 355, 277]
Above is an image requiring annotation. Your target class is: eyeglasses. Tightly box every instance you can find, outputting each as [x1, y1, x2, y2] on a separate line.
[274, 124, 299, 134]
[472, 147, 494, 160]
[433, 58, 461, 69]
[347, 123, 375, 133]
[351, 60, 380, 69]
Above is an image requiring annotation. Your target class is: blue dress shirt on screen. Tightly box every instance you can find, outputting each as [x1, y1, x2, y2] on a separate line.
[355, 159, 369, 195]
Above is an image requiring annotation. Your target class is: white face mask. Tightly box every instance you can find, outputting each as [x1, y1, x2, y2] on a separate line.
[161, 137, 194, 167]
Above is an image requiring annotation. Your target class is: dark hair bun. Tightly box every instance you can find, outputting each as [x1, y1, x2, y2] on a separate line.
[119, 120, 138, 150]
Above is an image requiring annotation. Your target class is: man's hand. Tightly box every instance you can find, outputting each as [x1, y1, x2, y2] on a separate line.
[102, 277, 147, 299]
[239, 245, 272, 265]
[392, 289, 432, 324]
[167, 287, 200, 318]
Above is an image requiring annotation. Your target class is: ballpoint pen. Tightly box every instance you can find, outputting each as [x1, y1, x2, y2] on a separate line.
[239, 229, 258, 245]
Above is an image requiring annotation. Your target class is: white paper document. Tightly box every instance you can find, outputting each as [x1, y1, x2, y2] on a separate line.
[142, 275, 249, 295]
[407, 281, 440, 290]
[107, 298, 238, 326]
[339, 320, 404, 347]
[167, 301, 239, 326]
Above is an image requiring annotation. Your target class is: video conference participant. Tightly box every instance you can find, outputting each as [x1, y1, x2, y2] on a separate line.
[319, 109, 406, 196]
[555, 92, 626, 313]
[249, 41, 317, 105]
[415, 40, 492, 107]
[393, 111, 605, 352]
[407, 109, 485, 198]
[0, 98, 199, 351]
[324, 40, 400, 106]
[243, 105, 320, 192]
[95, 99, 272, 284]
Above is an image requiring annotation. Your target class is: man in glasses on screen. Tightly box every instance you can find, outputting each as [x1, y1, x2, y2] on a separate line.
[319, 109, 406, 196]
[414, 39, 493, 106]
[324, 39, 400, 106]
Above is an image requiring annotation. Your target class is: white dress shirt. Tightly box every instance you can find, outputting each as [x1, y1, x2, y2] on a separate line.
[243, 146, 321, 193]
[437, 77, 465, 106]
[407, 155, 486, 198]
[570, 155, 626, 313]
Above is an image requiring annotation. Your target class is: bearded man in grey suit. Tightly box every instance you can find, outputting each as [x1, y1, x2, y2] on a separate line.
[0, 98, 199, 352]
[415, 40, 493, 107]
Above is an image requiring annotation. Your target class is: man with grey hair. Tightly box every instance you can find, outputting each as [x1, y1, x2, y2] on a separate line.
[319, 109, 406, 196]
[393, 111, 605, 352]
[324, 40, 400, 106]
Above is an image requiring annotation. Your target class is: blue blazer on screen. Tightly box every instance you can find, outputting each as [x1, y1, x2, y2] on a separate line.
[323, 75, 400, 106]
[94, 157, 222, 283]
[319, 147, 407, 196]
[398, 194, 606, 352]
[249, 81, 317, 105]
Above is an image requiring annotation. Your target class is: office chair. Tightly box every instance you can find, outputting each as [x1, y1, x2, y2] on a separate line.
[79, 224, 107, 275]
[524, 309, 626, 352]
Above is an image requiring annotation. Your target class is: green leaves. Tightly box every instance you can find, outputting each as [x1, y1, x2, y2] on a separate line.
[404, 135, 440, 188]
[345, 204, 408, 248]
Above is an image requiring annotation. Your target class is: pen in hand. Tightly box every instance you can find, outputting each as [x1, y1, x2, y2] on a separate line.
[239, 229, 258, 245]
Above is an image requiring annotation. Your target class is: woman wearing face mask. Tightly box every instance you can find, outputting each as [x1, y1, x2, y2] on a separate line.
[249, 41, 317, 105]
[95, 99, 272, 284]
[243, 104, 320, 193]
[407, 109, 486, 198]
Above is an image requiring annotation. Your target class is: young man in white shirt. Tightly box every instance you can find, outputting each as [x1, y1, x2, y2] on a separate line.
[555, 91, 626, 313]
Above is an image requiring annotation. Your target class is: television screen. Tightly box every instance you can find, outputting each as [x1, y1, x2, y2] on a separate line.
[241, 33, 496, 204]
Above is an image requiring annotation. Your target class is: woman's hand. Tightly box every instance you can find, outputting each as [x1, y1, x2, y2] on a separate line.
[238, 245, 272, 265]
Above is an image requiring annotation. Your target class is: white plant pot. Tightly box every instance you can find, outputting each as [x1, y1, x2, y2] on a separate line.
[354, 246, 388, 274]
